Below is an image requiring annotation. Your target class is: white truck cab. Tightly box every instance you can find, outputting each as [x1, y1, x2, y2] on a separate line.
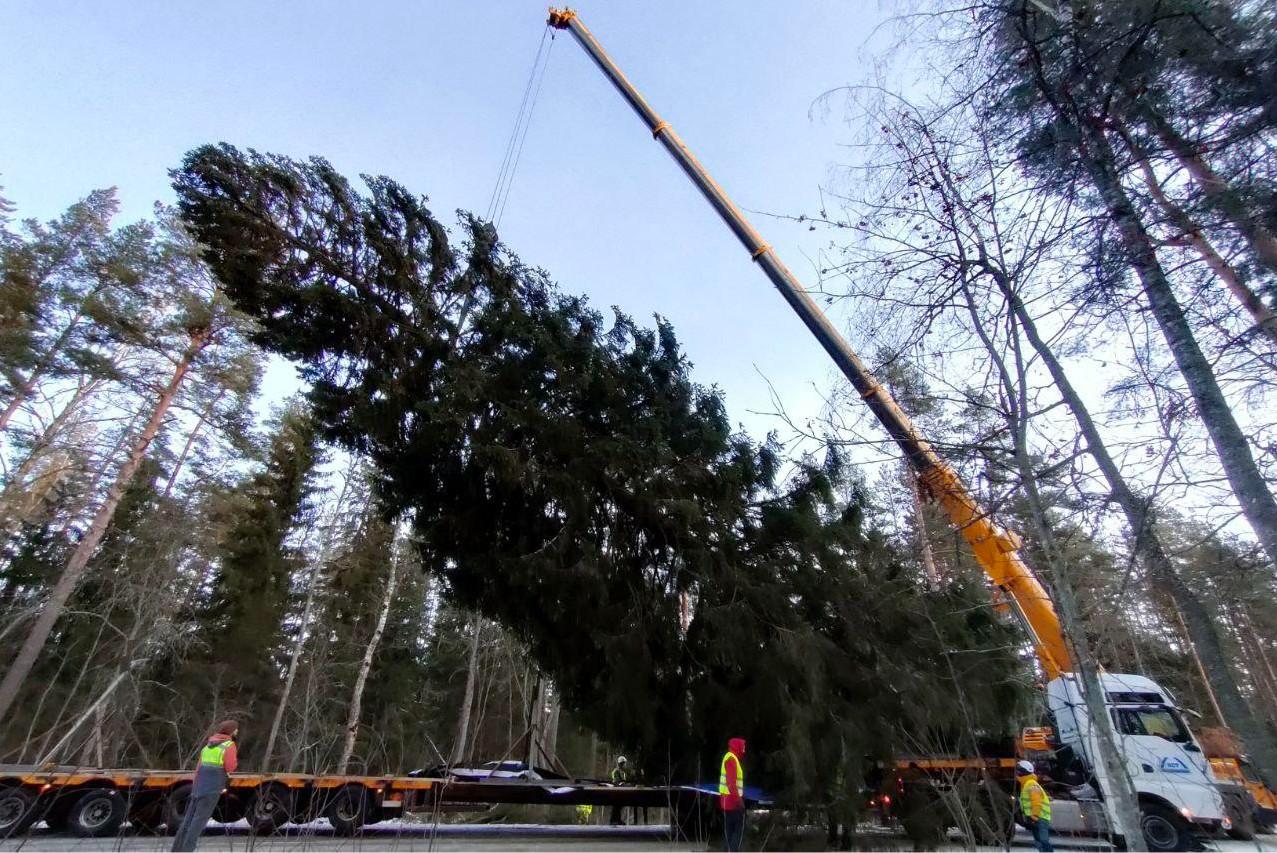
[1044, 672, 1227, 850]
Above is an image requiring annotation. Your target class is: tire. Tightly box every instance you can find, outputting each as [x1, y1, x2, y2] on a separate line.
[246, 784, 293, 835]
[0, 786, 38, 839]
[67, 789, 126, 838]
[162, 782, 193, 834]
[1140, 802, 1194, 852]
[324, 786, 369, 836]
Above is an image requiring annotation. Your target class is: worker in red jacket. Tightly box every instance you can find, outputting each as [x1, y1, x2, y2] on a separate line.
[172, 720, 239, 852]
[719, 737, 746, 851]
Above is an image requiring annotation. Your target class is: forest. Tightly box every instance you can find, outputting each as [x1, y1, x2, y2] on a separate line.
[1, 0, 1275, 834]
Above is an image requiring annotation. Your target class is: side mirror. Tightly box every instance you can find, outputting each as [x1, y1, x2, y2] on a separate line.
[1184, 743, 1201, 753]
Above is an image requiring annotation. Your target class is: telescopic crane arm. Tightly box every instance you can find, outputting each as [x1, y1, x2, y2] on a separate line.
[548, 7, 1072, 681]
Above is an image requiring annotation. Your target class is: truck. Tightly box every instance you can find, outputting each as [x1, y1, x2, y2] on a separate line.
[0, 764, 698, 839]
[545, 8, 1231, 850]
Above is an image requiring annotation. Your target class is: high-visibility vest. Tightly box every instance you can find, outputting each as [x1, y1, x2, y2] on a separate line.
[199, 740, 234, 768]
[1019, 777, 1052, 821]
[719, 752, 744, 798]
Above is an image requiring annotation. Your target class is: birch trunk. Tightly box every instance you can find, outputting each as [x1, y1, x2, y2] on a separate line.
[0, 328, 209, 725]
[451, 615, 483, 765]
[335, 554, 399, 775]
[262, 468, 357, 771]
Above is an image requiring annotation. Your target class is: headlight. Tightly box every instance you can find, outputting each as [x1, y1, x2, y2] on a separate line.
[1222, 817, 1233, 830]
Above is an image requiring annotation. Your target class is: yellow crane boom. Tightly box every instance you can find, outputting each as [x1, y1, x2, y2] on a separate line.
[547, 7, 1072, 680]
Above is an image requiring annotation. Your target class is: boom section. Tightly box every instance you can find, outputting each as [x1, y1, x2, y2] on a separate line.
[547, 7, 1071, 680]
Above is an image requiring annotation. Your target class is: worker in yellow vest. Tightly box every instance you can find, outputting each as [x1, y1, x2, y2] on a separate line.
[1016, 760, 1052, 852]
[172, 720, 239, 852]
[719, 737, 746, 852]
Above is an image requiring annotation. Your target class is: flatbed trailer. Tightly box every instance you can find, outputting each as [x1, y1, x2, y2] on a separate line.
[0, 764, 705, 840]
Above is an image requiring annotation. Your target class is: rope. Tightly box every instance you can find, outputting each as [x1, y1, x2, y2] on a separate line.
[487, 26, 555, 228]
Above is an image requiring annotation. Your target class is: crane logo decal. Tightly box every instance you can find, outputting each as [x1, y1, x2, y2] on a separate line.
[1160, 757, 1191, 774]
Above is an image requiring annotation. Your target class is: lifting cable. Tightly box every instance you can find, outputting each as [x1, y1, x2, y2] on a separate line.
[486, 25, 555, 228]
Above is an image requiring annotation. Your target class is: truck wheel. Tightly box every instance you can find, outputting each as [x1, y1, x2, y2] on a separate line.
[246, 784, 293, 835]
[67, 790, 126, 838]
[324, 786, 369, 836]
[1140, 803, 1193, 852]
[162, 783, 193, 833]
[0, 786, 39, 839]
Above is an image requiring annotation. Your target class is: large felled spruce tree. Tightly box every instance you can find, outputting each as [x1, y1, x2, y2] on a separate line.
[173, 145, 1028, 801]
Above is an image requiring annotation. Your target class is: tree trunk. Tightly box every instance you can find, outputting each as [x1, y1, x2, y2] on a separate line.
[0, 329, 209, 725]
[336, 552, 399, 775]
[451, 614, 483, 766]
[1120, 133, 1277, 349]
[0, 378, 100, 538]
[907, 468, 941, 586]
[1078, 123, 1277, 575]
[262, 467, 358, 771]
[983, 260, 1277, 790]
[1171, 603, 1226, 725]
[1138, 106, 1277, 276]
[958, 281, 1147, 850]
[161, 387, 226, 499]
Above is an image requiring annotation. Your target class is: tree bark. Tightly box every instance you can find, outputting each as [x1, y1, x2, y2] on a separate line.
[336, 551, 399, 775]
[0, 328, 209, 725]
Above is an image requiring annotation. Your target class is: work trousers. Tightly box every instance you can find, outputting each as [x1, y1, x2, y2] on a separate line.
[171, 792, 219, 852]
[1029, 818, 1053, 852]
[723, 808, 746, 852]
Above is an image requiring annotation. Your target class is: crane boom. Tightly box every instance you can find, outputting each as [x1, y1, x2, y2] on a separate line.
[548, 7, 1072, 680]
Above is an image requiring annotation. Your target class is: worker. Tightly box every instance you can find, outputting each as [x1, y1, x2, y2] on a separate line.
[609, 755, 630, 825]
[171, 720, 239, 852]
[719, 737, 746, 852]
[1016, 759, 1053, 852]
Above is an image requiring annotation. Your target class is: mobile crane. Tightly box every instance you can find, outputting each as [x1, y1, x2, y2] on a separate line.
[546, 8, 1229, 850]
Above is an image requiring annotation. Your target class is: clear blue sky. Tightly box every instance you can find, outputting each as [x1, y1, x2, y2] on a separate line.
[1, 0, 889, 444]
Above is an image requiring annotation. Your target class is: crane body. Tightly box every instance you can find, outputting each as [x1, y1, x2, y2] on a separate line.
[548, 8, 1228, 848]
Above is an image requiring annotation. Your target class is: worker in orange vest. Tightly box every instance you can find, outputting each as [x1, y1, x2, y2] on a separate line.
[719, 737, 747, 851]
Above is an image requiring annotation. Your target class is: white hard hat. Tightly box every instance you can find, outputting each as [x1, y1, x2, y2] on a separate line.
[1017, 760, 1035, 774]
[617, 755, 627, 764]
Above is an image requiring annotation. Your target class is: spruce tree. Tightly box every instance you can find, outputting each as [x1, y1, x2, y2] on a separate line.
[173, 145, 1029, 799]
